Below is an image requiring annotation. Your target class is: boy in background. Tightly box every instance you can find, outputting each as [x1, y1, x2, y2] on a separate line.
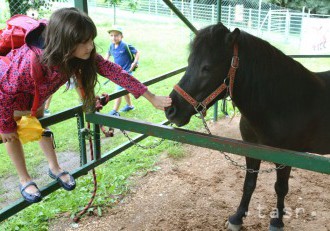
[106, 25, 140, 115]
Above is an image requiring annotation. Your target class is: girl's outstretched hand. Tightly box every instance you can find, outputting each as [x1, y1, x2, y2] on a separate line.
[143, 90, 172, 110]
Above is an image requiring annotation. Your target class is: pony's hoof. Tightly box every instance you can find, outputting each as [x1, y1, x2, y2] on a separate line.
[269, 225, 284, 231]
[225, 221, 242, 231]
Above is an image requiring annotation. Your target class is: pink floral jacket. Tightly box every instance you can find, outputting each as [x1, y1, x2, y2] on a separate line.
[0, 45, 147, 133]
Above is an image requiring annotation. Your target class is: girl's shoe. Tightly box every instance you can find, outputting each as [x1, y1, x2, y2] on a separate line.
[48, 169, 76, 191]
[19, 181, 42, 203]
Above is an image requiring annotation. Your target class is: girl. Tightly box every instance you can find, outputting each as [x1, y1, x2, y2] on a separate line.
[0, 7, 172, 203]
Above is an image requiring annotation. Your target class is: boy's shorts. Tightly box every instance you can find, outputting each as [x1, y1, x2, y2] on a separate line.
[115, 84, 124, 91]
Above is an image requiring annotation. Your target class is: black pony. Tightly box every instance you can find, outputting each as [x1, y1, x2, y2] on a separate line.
[165, 22, 330, 231]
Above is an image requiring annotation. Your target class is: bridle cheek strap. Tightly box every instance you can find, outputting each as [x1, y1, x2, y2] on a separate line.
[174, 43, 239, 115]
[229, 43, 239, 98]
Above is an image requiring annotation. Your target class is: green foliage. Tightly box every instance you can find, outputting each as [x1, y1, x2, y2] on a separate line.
[6, 0, 53, 17]
[267, 0, 330, 14]
[101, 0, 139, 10]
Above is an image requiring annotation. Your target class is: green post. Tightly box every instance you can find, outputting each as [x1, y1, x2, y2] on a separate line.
[74, 0, 88, 14]
[76, 112, 87, 165]
[93, 123, 101, 160]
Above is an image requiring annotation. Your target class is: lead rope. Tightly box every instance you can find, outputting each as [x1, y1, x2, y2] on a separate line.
[196, 110, 285, 174]
[73, 122, 97, 223]
[72, 83, 99, 223]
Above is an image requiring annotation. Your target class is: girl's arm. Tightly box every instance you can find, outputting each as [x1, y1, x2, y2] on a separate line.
[96, 54, 172, 110]
[96, 54, 147, 98]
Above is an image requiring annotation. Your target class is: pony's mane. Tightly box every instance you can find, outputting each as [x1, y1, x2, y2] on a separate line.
[237, 29, 314, 83]
[232, 28, 324, 118]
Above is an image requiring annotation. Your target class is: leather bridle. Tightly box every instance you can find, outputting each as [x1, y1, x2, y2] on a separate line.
[174, 43, 239, 116]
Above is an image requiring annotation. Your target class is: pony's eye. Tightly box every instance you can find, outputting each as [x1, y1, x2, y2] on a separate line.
[202, 65, 211, 73]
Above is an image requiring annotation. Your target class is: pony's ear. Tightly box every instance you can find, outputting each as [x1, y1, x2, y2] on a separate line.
[226, 28, 240, 45]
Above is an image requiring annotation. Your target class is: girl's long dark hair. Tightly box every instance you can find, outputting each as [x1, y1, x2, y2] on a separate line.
[42, 7, 98, 111]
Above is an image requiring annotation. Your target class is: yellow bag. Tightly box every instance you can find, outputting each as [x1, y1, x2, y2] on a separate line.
[16, 115, 44, 144]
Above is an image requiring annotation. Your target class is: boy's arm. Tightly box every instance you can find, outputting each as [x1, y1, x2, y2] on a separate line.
[105, 52, 111, 61]
[106, 44, 112, 61]
[129, 50, 140, 72]
[133, 50, 140, 65]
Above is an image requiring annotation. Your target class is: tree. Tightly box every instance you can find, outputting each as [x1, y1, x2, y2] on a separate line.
[267, 0, 330, 14]
[7, 0, 51, 17]
[103, 0, 139, 24]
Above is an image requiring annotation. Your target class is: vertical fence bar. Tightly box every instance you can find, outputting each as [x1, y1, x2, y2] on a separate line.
[248, 8, 252, 28]
[190, 0, 194, 24]
[93, 123, 101, 160]
[285, 9, 290, 41]
[74, 0, 88, 14]
[211, 4, 215, 24]
[228, 5, 231, 27]
[258, 0, 262, 33]
[77, 111, 87, 165]
[156, 0, 158, 15]
[148, 0, 150, 14]
[268, 8, 271, 32]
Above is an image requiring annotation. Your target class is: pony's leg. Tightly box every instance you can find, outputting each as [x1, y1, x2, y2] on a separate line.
[269, 165, 292, 231]
[226, 157, 261, 231]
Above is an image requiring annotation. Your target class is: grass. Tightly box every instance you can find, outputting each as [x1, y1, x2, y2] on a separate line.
[0, 10, 196, 231]
[0, 8, 329, 231]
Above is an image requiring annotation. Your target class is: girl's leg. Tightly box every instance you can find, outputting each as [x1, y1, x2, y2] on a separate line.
[44, 95, 52, 111]
[38, 134, 71, 183]
[36, 107, 70, 183]
[5, 140, 38, 194]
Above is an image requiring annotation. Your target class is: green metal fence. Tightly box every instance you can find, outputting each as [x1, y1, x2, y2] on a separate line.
[0, 67, 185, 222]
[0, 0, 329, 224]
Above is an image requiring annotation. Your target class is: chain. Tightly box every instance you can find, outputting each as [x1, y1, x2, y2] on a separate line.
[195, 110, 286, 174]
[120, 129, 165, 149]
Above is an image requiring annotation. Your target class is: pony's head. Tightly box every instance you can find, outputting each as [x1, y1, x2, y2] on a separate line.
[165, 23, 240, 126]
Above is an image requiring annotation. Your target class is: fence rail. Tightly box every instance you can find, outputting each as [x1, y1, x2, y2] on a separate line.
[87, 113, 330, 175]
[0, 0, 329, 224]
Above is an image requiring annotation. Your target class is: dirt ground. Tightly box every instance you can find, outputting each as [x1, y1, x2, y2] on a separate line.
[50, 116, 330, 231]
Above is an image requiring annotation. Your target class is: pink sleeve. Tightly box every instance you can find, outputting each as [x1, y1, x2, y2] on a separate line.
[95, 54, 147, 98]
